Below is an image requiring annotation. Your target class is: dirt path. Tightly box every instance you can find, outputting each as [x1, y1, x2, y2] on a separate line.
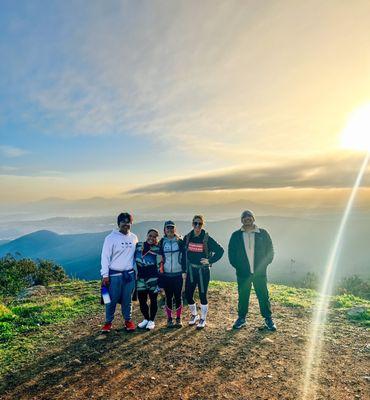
[1, 286, 369, 400]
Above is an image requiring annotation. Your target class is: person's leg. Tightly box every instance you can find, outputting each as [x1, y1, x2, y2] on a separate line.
[253, 275, 272, 319]
[237, 275, 252, 319]
[199, 268, 210, 305]
[149, 291, 158, 321]
[197, 268, 210, 328]
[163, 276, 174, 319]
[138, 290, 150, 320]
[173, 275, 183, 318]
[185, 268, 200, 324]
[105, 275, 121, 323]
[185, 268, 198, 306]
[121, 272, 136, 321]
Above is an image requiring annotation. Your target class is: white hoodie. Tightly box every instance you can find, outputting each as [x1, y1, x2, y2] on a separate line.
[100, 230, 138, 277]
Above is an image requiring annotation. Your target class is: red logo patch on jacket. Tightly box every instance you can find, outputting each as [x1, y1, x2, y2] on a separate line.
[188, 242, 204, 253]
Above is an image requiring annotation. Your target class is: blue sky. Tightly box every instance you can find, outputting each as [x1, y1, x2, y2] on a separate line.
[1, 0, 370, 211]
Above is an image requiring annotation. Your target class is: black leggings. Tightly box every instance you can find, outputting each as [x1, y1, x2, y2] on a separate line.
[185, 266, 210, 305]
[162, 275, 183, 309]
[138, 290, 158, 321]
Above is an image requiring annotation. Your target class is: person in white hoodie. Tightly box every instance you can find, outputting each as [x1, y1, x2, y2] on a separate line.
[100, 212, 138, 333]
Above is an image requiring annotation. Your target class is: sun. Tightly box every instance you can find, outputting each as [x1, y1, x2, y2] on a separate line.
[341, 103, 370, 151]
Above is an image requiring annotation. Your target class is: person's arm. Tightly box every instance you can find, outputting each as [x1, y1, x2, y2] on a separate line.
[265, 230, 274, 265]
[228, 232, 237, 269]
[180, 236, 188, 272]
[133, 242, 139, 277]
[100, 237, 112, 284]
[207, 236, 224, 264]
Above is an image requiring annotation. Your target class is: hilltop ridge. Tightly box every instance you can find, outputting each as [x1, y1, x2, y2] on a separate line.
[0, 280, 368, 400]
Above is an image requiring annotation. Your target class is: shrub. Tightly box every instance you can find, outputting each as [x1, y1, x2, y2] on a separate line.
[0, 255, 67, 296]
[336, 275, 370, 300]
[0, 255, 36, 296]
[33, 259, 67, 286]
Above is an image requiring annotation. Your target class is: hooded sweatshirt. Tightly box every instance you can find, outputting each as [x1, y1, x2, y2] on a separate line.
[100, 230, 138, 277]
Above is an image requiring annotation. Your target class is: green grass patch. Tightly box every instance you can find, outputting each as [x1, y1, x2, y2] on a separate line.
[331, 293, 369, 309]
[0, 280, 101, 380]
[331, 293, 370, 326]
[269, 284, 317, 308]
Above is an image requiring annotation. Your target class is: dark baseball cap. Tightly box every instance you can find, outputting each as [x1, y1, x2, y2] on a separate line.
[164, 220, 176, 228]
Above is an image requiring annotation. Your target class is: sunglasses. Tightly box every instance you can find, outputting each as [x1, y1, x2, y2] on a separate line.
[148, 234, 158, 239]
[165, 226, 175, 229]
[193, 221, 203, 226]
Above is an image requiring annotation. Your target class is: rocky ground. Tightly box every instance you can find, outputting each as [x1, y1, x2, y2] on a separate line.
[0, 283, 369, 400]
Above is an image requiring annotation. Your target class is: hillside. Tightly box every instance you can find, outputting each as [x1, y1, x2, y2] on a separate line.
[0, 215, 370, 283]
[0, 281, 369, 400]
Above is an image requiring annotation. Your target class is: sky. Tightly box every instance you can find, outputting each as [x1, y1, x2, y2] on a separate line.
[1, 0, 370, 216]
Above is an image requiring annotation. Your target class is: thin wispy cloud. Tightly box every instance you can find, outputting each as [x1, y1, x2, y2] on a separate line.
[127, 152, 370, 193]
[0, 145, 29, 158]
[3, 1, 369, 158]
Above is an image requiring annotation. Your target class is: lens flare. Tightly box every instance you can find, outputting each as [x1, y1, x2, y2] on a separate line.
[301, 152, 369, 399]
[341, 103, 370, 151]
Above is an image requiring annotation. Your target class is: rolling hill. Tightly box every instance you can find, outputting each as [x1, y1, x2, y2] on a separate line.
[0, 216, 369, 282]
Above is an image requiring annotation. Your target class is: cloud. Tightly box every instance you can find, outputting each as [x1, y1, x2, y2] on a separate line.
[0, 145, 29, 158]
[127, 152, 370, 193]
[3, 1, 370, 159]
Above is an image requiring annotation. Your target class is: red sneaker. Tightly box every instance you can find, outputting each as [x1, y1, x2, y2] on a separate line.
[101, 322, 112, 333]
[125, 320, 136, 332]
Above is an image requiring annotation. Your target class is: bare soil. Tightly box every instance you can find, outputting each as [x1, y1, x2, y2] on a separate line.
[1, 285, 369, 400]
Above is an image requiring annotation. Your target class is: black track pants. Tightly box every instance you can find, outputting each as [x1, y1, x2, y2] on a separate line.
[237, 275, 272, 319]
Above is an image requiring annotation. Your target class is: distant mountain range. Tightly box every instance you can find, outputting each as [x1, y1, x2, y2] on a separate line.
[0, 216, 369, 283]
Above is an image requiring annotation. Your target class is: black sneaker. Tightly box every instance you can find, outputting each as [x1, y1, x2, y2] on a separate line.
[264, 317, 277, 331]
[167, 318, 174, 328]
[233, 317, 246, 329]
[175, 317, 182, 327]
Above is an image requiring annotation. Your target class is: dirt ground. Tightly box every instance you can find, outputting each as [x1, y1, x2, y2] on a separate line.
[1, 286, 369, 400]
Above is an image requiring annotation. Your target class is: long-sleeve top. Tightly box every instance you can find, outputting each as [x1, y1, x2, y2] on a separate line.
[228, 227, 274, 278]
[184, 229, 224, 266]
[135, 241, 161, 280]
[100, 230, 138, 277]
[159, 236, 185, 276]
[241, 226, 261, 273]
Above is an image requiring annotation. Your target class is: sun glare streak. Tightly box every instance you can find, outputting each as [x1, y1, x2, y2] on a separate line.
[341, 103, 370, 151]
[301, 151, 369, 399]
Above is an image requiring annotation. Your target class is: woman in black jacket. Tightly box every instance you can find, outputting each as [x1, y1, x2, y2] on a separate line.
[183, 215, 224, 329]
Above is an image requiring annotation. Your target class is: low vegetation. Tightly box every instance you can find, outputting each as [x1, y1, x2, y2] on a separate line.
[0, 255, 67, 297]
[0, 275, 369, 380]
[0, 280, 100, 378]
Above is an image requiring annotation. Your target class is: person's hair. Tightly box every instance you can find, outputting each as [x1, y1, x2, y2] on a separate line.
[147, 228, 159, 236]
[117, 212, 133, 225]
[192, 215, 205, 224]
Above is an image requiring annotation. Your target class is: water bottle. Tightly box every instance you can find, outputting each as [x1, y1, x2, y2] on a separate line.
[101, 285, 111, 305]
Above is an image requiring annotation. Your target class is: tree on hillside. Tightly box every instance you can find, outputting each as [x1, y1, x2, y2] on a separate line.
[0, 254, 67, 296]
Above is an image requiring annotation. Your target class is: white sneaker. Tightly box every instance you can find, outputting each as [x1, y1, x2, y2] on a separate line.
[196, 318, 206, 330]
[138, 319, 149, 329]
[146, 320, 155, 330]
[189, 314, 200, 325]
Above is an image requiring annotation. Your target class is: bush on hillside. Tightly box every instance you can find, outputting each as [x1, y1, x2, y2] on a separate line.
[0, 255, 67, 297]
[336, 275, 370, 300]
[33, 259, 67, 286]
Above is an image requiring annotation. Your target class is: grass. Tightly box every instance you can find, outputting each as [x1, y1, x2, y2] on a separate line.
[0, 280, 101, 378]
[0, 279, 369, 379]
[209, 281, 370, 325]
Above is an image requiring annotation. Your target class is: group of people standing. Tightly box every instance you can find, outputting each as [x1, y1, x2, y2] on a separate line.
[100, 210, 276, 333]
